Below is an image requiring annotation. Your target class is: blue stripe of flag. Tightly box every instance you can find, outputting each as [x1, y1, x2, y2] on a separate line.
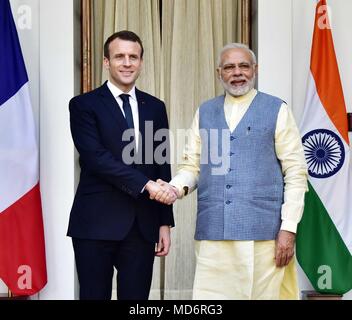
[0, 0, 28, 107]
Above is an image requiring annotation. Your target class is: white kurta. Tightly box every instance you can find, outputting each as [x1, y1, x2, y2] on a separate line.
[171, 89, 307, 299]
[193, 240, 298, 300]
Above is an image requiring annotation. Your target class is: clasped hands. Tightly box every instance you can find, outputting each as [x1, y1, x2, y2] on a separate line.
[145, 179, 179, 205]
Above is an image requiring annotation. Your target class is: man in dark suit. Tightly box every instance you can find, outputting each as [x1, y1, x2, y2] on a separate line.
[67, 30, 176, 300]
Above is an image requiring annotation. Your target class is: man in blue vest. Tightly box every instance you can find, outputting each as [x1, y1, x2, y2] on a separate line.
[155, 43, 308, 299]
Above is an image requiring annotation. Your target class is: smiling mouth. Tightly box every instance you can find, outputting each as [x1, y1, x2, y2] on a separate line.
[230, 79, 247, 87]
[120, 71, 134, 76]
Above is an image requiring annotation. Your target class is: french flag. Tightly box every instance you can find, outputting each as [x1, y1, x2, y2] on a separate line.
[0, 0, 47, 295]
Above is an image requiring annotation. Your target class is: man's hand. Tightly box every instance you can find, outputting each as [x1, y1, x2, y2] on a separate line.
[275, 230, 296, 267]
[155, 225, 171, 257]
[145, 180, 164, 200]
[153, 179, 179, 205]
[145, 180, 178, 205]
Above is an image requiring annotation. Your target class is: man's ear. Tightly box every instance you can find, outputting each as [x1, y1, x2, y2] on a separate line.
[216, 67, 221, 80]
[103, 57, 110, 70]
[254, 64, 258, 75]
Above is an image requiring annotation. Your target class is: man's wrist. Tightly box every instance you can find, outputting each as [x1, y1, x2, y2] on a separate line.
[280, 220, 298, 234]
[169, 183, 188, 198]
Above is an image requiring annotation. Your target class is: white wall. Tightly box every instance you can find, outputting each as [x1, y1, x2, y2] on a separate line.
[257, 0, 293, 106]
[257, 0, 352, 299]
[38, 0, 80, 300]
[1, 0, 80, 299]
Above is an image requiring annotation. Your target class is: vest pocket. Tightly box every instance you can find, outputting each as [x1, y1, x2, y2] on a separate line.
[252, 196, 280, 201]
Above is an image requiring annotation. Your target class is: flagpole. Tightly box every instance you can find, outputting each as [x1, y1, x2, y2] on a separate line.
[5, 288, 28, 300]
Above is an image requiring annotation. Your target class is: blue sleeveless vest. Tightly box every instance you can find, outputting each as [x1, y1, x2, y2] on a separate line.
[196, 92, 284, 240]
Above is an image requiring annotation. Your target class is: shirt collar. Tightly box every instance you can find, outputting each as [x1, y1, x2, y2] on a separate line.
[107, 81, 137, 101]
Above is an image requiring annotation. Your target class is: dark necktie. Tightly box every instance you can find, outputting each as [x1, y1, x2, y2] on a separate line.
[119, 94, 134, 129]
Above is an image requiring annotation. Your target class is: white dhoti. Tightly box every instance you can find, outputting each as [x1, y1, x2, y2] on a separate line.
[192, 240, 298, 300]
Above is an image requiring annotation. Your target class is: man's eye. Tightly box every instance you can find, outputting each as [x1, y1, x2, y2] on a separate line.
[224, 65, 234, 71]
[239, 64, 250, 70]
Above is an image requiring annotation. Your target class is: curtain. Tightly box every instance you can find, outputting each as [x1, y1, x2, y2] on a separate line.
[161, 0, 242, 300]
[91, 0, 161, 97]
[90, 0, 244, 300]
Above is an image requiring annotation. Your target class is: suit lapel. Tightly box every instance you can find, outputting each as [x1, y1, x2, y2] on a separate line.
[97, 82, 129, 130]
[135, 88, 147, 141]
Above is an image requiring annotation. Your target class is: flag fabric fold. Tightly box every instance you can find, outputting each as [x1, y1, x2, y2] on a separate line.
[297, 0, 352, 295]
[0, 0, 47, 296]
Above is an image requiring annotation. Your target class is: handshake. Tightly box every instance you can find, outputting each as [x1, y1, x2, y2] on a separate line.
[145, 179, 179, 205]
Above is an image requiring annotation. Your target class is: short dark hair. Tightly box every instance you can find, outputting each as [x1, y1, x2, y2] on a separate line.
[103, 30, 144, 59]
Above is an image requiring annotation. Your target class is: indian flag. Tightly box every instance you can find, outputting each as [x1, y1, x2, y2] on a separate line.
[297, 0, 352, 294]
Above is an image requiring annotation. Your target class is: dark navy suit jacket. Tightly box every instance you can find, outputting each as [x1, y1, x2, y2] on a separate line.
[67, 82, 174, 243]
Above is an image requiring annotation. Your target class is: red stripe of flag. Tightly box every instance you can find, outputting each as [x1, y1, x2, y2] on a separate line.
[0, 184, 47, 296]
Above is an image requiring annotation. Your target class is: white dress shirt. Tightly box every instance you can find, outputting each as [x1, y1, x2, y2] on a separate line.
[107, 81, 140, 150]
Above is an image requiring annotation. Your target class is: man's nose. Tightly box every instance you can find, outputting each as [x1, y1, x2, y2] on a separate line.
[233, 66, 243, 75]
[123, 56, 132, 66]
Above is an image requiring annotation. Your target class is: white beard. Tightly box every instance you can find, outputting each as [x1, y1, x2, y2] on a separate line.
[220, 74, 256, 97]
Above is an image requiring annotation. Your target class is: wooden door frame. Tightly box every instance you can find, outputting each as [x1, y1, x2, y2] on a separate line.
[81, 0, 92, 93]
[241, 0, 252, 46]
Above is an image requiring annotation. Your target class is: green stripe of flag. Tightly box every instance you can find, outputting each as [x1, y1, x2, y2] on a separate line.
[297, 181, 352, 294]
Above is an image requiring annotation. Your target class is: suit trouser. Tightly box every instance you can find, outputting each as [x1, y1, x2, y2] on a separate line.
[192, 240, 299, 300]
[72, 221, 155, 300]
